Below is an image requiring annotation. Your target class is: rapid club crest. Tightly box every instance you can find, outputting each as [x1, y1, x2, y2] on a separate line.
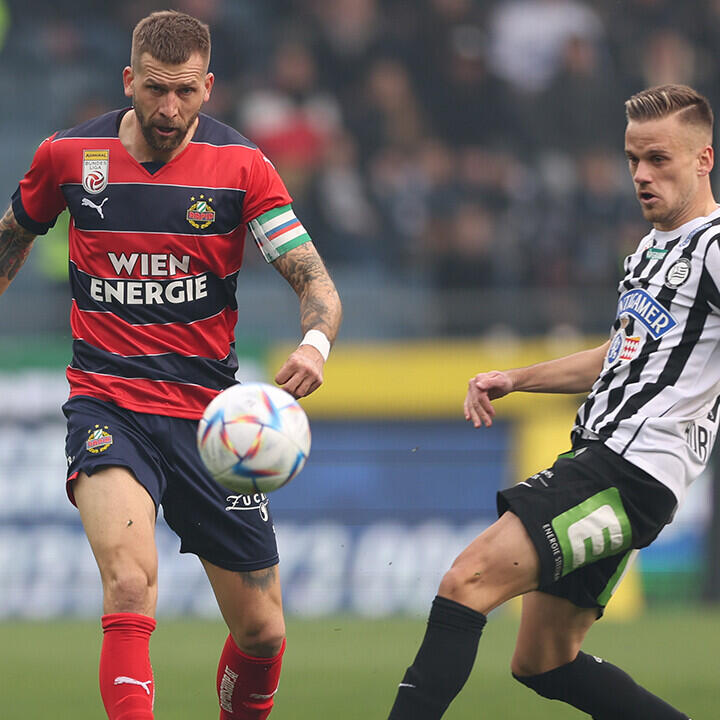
[187, 194, 216, 229]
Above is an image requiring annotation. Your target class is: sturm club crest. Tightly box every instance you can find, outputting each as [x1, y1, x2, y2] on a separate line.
[82, 149, 109, 194]
[186, 194, 216, 229]
[665, 257, 692, 289]
[86, 424, 113, 454]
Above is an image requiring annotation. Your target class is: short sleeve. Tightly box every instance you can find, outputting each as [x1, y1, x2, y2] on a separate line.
[241, 148, 292, 224]
[11, 134, 67, 235]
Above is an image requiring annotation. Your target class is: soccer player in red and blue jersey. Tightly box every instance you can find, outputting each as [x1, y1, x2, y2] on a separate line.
[0, 11, 341, 720]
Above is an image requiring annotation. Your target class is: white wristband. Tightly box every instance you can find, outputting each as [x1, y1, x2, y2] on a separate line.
[300, 329, 330, 361]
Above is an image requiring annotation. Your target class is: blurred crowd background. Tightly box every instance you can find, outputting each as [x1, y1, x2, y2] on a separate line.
[2, 0, 720, 338]
[2, 1, 720, 623]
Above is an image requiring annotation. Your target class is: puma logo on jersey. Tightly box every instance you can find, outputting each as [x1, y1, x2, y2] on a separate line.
[82, 197, 109, 219]
[114, 676, 153, 695]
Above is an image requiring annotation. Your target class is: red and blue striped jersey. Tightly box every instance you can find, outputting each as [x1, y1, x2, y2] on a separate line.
[12, 109, 293, 419]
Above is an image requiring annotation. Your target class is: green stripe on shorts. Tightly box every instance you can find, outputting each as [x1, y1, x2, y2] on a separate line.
[551, 487, 632, 578]
[597, 549, 637, 606]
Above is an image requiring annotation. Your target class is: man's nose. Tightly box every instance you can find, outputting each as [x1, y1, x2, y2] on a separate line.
[633, 161, 652, 185]
[158, 94, 179, 118]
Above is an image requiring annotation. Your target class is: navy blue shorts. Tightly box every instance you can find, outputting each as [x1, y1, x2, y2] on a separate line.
[63, 395, 278, 572]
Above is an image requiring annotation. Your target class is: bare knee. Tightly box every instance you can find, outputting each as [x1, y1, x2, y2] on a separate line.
[231, 615, 286, 657]
[438, 514, 539, 614]
[511, 654, 544, 679]
[511, 648, 578, 678]
[438, 561, 489, 607]
[437, 544, 508, 614]
[101, 555, 157, 615]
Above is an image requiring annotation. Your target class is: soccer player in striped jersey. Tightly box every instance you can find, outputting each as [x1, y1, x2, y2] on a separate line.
[0, 11, 341, 720]
[387, 84, 714, 719]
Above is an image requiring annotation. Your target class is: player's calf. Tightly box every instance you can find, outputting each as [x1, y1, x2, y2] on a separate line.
[387, 596, 487, 720]
[513, 651, 691, 719]
[100, 613, 156, 720]
[217, 635, 286, 720]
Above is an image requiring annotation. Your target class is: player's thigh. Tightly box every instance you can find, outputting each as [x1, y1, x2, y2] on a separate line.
[152, 413, 280, 572]
[201, 557, 285, 656]
[498, 444, 646, 590]
[73, 466, 157, 581]
[511, 591, 597, 677]
[440, 511, 541, 613]
[64, 396, 163, 580]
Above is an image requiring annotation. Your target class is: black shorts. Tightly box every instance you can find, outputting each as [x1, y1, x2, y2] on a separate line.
[63, 395, 278, 572]
[497, 441, 677, 610]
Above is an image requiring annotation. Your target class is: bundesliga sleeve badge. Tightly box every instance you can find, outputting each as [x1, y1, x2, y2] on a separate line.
[82, 149, 109, 194]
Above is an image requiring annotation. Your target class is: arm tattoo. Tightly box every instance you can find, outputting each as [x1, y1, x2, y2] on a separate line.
[0, 206, 36, 283]
[238, 566, 278, 592]
[273, 242, 342, 342]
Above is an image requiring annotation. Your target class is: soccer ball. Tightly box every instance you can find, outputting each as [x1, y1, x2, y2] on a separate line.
[197, 382, 311, 494]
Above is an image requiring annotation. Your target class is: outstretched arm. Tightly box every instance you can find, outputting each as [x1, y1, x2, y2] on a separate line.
[464, 340, 611, 428]
[271, 241, 342, 398]
[0, 205, 36, 296]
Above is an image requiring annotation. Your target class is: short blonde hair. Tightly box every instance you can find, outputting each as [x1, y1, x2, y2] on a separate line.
[625, 84, 713, 134]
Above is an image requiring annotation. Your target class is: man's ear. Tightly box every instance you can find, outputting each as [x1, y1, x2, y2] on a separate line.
[203, 72, 215, 103]
[122, 66, 134, 99]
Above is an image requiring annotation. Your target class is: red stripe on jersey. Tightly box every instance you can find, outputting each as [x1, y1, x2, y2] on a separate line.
[69, 229, 245, 280]
[19, 111, 294, 418]
[70, 301, 238, 359]
[67, 368, 218, 419]
[48, 134, 288, 224]
[65, 138, 257, 187]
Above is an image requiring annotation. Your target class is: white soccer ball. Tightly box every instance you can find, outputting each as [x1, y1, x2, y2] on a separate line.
[197, 382, 311, 494]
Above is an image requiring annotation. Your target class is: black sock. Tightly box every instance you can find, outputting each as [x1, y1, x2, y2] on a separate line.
[387, 595, 487, 720]
[514, 651, 690, 719]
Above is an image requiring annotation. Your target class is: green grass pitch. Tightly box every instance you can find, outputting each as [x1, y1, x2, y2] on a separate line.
[2, 609, 719, 718]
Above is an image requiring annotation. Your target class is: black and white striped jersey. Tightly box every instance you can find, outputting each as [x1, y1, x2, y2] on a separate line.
[573, 207, 720, 504]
